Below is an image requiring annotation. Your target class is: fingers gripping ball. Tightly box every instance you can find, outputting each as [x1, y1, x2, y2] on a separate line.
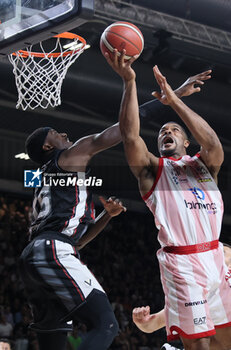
[100, 21, 144, 60]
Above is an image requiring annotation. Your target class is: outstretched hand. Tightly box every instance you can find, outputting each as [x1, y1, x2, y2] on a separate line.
[176, 69, 212, 97]
[151, 65, 177, 105]
[104, 49, 138, 82]
[99, 196, 127, 217]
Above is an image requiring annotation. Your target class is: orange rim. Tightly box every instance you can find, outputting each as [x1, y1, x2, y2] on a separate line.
[12, 32, 86, 58]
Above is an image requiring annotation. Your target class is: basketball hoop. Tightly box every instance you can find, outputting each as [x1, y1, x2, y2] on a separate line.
[8, 32, 86, 110]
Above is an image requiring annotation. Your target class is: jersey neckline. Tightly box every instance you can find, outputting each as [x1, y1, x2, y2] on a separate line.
[162, 152, 200, 161]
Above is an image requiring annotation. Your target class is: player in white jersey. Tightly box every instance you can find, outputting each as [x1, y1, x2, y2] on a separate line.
[132, 243, 231, 350]
[105, 49, 231, 350]
[20, 67, 209, 350]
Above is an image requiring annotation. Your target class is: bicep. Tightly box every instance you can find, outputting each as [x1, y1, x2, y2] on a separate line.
[68, 123, 120, 157]
[59, 129, 120, 170]
[58, 134, 98, 171]
[123, 136, 158, 178]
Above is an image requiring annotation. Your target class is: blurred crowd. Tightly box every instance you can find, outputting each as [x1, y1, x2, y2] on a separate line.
[0, 193, 178, 349]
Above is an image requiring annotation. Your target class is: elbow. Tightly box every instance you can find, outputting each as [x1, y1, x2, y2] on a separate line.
[120, 129, 138, 144]
[205, 134, 224, 157]
[212, 137, 223, 151]
[219, 145, 224, 164]
[76, 243, 84, 251]
[202, 140, 224, 168]
[212, 140, 224, 163]
[121, 135, 137, 144]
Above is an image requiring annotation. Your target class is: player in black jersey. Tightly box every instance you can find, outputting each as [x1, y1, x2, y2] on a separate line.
[20, 71, 210, 350]
[20, 126, 128, 350]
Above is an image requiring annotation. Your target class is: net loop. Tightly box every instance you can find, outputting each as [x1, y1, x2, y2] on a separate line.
[8, 32, 86, 110]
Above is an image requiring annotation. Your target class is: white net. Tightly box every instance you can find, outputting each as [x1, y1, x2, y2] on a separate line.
[8, 33, 86, 110]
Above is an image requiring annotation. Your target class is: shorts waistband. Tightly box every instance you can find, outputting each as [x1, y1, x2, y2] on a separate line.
[163, 240, 219, 255]
[31, 231, 74, 246]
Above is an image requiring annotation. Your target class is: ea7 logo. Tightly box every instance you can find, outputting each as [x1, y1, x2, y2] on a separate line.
[194, 317, 206, 325]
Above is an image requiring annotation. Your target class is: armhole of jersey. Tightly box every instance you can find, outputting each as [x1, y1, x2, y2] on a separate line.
[142, 157, 163, 201]
[55, 149, 71, 173]
[194, 151, 212, 177]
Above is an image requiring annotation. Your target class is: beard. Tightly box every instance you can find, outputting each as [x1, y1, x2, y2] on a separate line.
[161, 148, 176, 157]
[160, 144, 178, 157]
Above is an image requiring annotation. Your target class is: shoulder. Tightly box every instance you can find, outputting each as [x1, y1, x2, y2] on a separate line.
[42, 150, 64, 171]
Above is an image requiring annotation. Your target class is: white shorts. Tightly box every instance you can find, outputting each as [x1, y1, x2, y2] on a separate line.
[157, 242, 231, 341]
[20, 238, 105, 332]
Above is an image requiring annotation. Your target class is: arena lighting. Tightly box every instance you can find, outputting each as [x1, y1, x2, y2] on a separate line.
[15, 153, 30, 160]
[95, 0, 231, 55]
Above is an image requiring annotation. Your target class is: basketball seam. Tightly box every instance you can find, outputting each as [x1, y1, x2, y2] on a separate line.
[107, 23, 144, 46]
[101, 33, 132, 59]
[103, 31, 143, 55]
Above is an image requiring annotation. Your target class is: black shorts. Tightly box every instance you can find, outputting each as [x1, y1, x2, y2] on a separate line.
[19, 233, 105, 333]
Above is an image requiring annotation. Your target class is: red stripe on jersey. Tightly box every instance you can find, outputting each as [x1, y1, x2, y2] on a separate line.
[51, 240, 84, 301]
[60, 180, 79, 232]
[71, 183, 81, 237]
[142, 157, 163, 201]
[73, 183, 79, 235]
[163, 153, 200, 162]
[71, 189, 94, 238]
[60, 220, 68, 232]
[90, 201, 95, 220]
[73, 183, 79, 218]
[80, 195, 88, 223]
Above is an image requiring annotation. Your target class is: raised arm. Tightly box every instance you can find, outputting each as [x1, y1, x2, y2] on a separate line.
[152, 65, 223, 181]
[105, 50, 159, 196]
[59, 63, 211, 173]
[139, 69, 212, 121]
[59, 122, 121, 171]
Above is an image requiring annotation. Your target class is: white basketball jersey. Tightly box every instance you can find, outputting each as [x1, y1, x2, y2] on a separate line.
[143, 153, 223, 247]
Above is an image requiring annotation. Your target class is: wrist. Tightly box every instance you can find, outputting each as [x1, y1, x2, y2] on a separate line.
[95, 209, 112, 223]
[123, 77, 136, 85]
[174, 87, 182, 98]
[106, 212, 113, 219]
[134, 321, 152, 333]
[103, 209, 113, 219]
[169, 94, 181, 108]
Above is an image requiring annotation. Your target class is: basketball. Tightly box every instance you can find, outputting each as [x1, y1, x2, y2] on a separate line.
[100, 21, 144, 60]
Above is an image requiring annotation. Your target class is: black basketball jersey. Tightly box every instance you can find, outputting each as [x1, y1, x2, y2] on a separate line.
[29, 150, 95, 245]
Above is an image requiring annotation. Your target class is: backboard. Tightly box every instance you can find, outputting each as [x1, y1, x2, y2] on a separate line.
[0, 0, 94, 57]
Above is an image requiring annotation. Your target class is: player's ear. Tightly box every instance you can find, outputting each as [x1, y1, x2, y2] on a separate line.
[43, 143, 54, 151]
[184, 140, 190, 149]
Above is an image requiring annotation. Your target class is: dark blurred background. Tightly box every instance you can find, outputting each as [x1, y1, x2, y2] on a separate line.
[0, 0, 231, 224]
[0, 0, 231, 349]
